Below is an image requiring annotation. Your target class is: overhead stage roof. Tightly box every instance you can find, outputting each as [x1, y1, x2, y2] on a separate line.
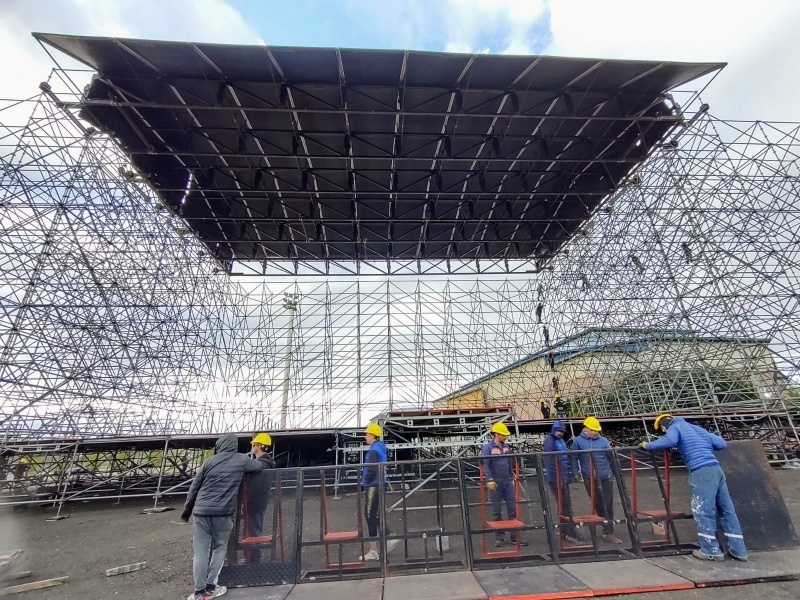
[37, 33, 724, 274]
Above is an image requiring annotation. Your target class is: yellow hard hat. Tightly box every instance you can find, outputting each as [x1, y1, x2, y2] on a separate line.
[654, 414, 674, 431]
[251, 433, 272, 446]
[365, 423, 383, 438]
[583, 416, 602, 432]
[490, 422, 511, 436]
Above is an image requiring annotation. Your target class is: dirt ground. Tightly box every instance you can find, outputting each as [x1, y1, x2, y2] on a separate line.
[1, 468, 800, 600]
[0, 496, 193, 599]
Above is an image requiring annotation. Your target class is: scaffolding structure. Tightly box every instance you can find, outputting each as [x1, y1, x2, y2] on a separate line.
[0, 40, 798, 459]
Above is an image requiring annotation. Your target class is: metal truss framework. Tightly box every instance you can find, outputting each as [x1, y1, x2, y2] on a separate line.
[1, 70, 799, 444]
[1, 411, 796, 510]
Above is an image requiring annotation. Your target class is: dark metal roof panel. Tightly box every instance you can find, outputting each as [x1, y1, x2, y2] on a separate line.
[34, 33, 724, 270]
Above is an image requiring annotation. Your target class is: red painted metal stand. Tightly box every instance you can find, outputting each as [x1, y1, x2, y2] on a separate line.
[479, 460, 524, 558]
[630, 450, 685, 546]
[320, 470, 366, 569]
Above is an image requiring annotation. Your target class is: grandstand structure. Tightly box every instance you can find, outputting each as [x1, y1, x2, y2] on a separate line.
[0, 34, 798, 475]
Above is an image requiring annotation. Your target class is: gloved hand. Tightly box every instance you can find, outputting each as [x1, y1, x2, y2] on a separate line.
[486, 480, 497, 492]
[180, 509, 192, 523]
[639, 441, 648, 450]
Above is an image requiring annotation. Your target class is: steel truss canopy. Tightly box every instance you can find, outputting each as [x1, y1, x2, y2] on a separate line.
[36, 33, 724, 273]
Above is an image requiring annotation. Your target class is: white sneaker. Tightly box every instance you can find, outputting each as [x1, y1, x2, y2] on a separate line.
[386, 539, 400, 554]
[209, 586, 227, 598]
[359, 549, 380, 561]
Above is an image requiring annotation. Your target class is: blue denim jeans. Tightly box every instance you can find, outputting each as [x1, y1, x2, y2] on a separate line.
[490, 480, 517, 541]
[689, 465, 747, 558]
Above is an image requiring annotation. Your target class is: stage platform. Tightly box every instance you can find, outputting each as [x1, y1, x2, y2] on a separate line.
[222, 549, 799, 600]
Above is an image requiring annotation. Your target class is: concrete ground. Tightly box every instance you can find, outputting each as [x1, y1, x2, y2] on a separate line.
[549, 464, 800, 599]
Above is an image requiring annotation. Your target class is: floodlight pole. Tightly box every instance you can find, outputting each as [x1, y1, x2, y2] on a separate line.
[280, 293, 299, 429]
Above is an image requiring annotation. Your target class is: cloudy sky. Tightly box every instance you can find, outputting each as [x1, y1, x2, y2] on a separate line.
[2, 0, 800, 122]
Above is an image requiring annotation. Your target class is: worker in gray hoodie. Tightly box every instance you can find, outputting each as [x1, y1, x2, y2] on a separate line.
[181, 434, 264, 600]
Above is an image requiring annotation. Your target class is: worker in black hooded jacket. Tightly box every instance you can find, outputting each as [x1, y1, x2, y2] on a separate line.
[181, 434, 263, 600]
[244, 433, 276, 563]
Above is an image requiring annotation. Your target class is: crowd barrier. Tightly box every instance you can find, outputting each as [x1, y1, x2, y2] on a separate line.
[218, 447, 699, 587]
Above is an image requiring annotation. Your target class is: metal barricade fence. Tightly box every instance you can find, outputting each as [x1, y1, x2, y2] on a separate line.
[462, 453, 553, 568]
[297, 463, 382, 581]
[622, 449, 695, 555]
[218, 447, 695, 588]
[220, 469, 298, 588]
[384, 459, 470, 574]
[549, 447, 638, 559]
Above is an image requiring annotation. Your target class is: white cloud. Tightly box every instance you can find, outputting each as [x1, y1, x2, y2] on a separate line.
[442, 0, 548, 55]
[544, 0, 800, 121]
[0, 0, 261, 101]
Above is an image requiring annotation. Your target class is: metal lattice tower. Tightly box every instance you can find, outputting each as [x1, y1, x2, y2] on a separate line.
[1, 67, 799, 440]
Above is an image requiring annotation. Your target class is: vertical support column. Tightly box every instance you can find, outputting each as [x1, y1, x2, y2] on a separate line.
[356, 280, 362, 427]
[55, 441, 80, 517]
[386, 280, 393, 411]
[535, 453, 561, 564]
[457, 459, 474, 570]
[280, 292, 298, 429]
[153, 437, 170, 508]
[294, 468, 305, 583]
[612, 449, 642, 557]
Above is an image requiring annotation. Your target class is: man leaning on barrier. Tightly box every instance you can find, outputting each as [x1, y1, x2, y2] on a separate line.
[641, 414, 748, 562]
[481, 422, 528, 547]
[571, 417, 623, 544]
[181, 433, 265, 600]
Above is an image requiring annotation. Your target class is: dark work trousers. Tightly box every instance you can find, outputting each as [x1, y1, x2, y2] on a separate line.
[583, 477, 615, 534]
[547, 480, 580, 538]
[246, 503, 266, 562]
[490, 480, 518, 541]
[364, 486, 380, 537]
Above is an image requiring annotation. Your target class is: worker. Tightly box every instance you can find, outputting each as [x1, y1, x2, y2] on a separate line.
[542, 421, 583, 544]
[540, 401, 551, 420]
[245, 433, 276, 563]
[554, 395, 566, 418]
[361, 423, 388, 561]
[181, 434, 264, 600]
[178, 452, 190, 478]
[641, 414, 747, 562]
[571, 417, 622, 544]
[481, 422, 527, 547]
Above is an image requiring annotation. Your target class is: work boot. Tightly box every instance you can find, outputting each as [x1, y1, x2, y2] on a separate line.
[728, 552, 748, 562]
[602, 533, 623, 545]
[692, 549, 724, 561]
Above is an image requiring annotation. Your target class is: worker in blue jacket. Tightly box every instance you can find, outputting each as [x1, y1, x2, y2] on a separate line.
[642, 414, 747, 562]
[542, 420, 582, 544]
[361, 423, 388, 561]
[481, 422, 527, 547]
[571, 417, 622, 544]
